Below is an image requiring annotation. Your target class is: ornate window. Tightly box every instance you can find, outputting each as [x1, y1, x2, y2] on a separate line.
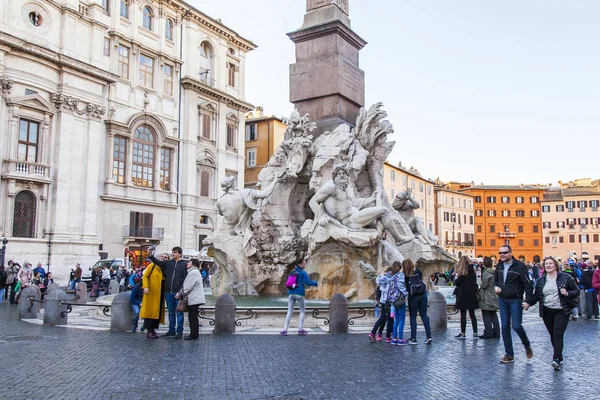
[142, 6, 153, 30]
[113, 136, 126, 183]
[132, 126, 155, 187]
[165, 19, 173, 41]
[13, 190, 36, 238]
[139, 54, 154, 88]
[197, 152, 216, 198]
[160, 148, 172, 191]
[226, 113, 239, 149]
[120, 0, 129, 19]
[163, 65, 173, 96]
[18, 119, 40, 162]
[118, 45, 130, 79]
[227, 62, 238, 87]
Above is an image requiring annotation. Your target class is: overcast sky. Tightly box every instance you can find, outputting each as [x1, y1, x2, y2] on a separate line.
[190, 0, 600, 185]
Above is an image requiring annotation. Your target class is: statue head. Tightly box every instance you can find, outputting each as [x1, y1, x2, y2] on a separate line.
[220, 176, 237, 193]
[332, 163, 351, 190]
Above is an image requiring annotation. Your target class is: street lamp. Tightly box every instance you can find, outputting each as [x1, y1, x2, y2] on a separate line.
[580, 224, 587, 261]
[0, 237, 8, 266]
[451, 212, 456, 256]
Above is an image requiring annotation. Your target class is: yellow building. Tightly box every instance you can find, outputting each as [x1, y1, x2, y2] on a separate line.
[434, 183, 475, 258]
[244, 108, 286, 188]
[383, 162, 436, 234]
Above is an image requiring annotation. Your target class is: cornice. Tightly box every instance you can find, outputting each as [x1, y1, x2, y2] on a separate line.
[287, 20, 367, 50]
[51, 92, 106, 120]
[181, 77, 253, 112]
[0, 32, 118, 84]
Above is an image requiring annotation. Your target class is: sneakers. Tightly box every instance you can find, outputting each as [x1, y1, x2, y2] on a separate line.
[175, 333, 183, 339]
[425, 337, 433, 345]
[500, 355, 515, 363]
[279, 330, 287, 336]
[551, 359, 561, 371]
[455, 333, 467, 340]
[385, 337, 392, 343]
[408, 338, 418, 345]
[369, 333, 376, 342]
[525, 346, 533, 359]
[298, 329, 308, 336]
[390, 339, 398, 345]
[161, 331, 176, 338]
[397, 339, 408, 346]
[376, 333, 383, 341]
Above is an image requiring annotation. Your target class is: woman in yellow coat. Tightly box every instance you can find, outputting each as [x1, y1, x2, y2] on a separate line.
[140, 253, 167, 339]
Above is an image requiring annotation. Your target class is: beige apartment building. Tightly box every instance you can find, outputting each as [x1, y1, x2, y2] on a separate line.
[542, 185, 600, 262]
[434, 183, 475, 258]
[383, 162, 435, 234]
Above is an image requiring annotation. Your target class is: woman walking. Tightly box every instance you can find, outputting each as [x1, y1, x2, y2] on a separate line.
[524, 256, 580, 370]
[177, 259, 206, 340]
[281, 258, 318, 336]
[454, 256, 479, 339]
[479, 257, 500, 339]
[140, 252, 167, 339]
[404, 260, 432, 345]
[388, 261, 408, 345]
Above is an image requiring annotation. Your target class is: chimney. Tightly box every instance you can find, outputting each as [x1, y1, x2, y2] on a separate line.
[255, 106, 264, 118]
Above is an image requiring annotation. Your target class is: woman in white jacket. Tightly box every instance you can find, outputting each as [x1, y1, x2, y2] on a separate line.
[177, 259, 206, 340]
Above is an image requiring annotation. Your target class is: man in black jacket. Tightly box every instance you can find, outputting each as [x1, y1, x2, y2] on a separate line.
[493, 245, 534, 363]
[150, 247, 188, 338]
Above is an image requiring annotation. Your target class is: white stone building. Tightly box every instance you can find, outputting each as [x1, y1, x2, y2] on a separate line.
[0, 0, 255, 282]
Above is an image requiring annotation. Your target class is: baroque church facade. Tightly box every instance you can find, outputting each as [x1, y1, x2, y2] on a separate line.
[0, 0, 255, 281]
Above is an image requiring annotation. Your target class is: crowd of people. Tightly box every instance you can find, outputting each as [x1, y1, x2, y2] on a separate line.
[0, 260, 55, 304]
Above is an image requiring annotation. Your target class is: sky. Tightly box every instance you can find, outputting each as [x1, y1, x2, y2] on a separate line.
[190, 0, 600, 185]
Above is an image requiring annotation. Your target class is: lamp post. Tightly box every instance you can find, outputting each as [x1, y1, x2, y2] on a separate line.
[451, 212, 456, 256]
[0, 237, 7, 266]
[580, 224, 586, 261]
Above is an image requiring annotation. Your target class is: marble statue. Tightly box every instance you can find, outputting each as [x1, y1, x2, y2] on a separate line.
[280, 109, 316, 179]
[392, 189, 439, 246]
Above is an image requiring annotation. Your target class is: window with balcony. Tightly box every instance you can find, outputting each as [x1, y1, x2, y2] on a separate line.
[501, 196, 510, 203]
[120, 0, 129, 19]
[132, 126, 155, 188]
[139, 54, 154, 88]
[247, 148, 257, 167]
[18, 119, 39, 162]
[246, 124, 257, 141]
[12, 190, 36, 238]
[165, 19, 174, 41]
[160, 148, 171, 191]
[142, 6, 153, 30]
[578, 218, 589, 226]
[129, 212, 153, 238]
[487, 196, 496, 203]
[556, 204, 564, 212]
[118, 45, 129, 79]
[112, 136, 126, 184]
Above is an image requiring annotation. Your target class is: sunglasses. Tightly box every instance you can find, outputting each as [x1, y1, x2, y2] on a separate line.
[498, 251, 510, 255]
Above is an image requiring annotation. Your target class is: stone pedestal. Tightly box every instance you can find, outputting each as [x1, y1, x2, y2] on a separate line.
[76, 282, 88, 304]
[110, 292, 133, 332]
[428, 291, 448, 331]
[214, 294, 236, 334]
[288, 0, 367, 137]
[18, 287, 39, 319]
[329, 293, 349, 333]
[109, 280, 119, 295]
[43, 290, 68, 326]
[33, 285, 42, 310]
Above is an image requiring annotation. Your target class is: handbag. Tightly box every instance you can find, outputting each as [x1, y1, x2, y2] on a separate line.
[176, 290, 188, 312]
[392, 293, 406, 308]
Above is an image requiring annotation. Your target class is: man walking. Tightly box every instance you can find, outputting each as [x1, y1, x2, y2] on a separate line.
[70, 263, 82, 291]
[150, 247, 187, 338]
[494, 245, 534, 363]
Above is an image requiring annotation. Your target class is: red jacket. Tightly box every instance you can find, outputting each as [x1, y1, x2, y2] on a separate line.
[592, 269, 600, 291]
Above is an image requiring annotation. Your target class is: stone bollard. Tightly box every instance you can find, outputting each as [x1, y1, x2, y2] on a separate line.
[110, 292, 133, 332]
[214, 294, 236, 334]
[18, 287, 39, 319]
[329, 294, 349, 334]
[43, 290, 69, 326]
[33, 285, 42, 310]
[76, 282, 88, 304]
[428, 291, 447, 330]
[46, 283, 60, 294]
[109, 280, 119, 295]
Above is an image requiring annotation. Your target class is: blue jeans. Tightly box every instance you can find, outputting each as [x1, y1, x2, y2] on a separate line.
[165, 292, 184, 334]
[131, 304, 140, 331]
[69, 278, 81, 291]
[0, 288, 5, 303]
[391, 303, 407, 340]
[409, 294, 431, 339]
[498, 297, 530, 357]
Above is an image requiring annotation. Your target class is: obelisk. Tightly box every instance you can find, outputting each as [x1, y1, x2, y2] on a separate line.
[288, 0, 367, 137]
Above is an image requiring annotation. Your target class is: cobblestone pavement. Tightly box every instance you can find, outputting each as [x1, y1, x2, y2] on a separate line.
[1, 303, 598, 400]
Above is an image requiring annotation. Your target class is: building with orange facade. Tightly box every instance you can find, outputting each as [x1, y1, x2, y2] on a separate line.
[244, 108, 287, 188]
[459, 184, 546, 263]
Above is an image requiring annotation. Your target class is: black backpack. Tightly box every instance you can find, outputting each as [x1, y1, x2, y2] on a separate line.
[408, 273, 427, 296]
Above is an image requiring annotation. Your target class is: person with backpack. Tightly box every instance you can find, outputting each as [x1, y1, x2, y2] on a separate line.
[404, 259, 432, 345]
[388, 261, 409, 345]
[580, 261, 598, 319]
[454, 256, 479, 340]
[281, 258, 317, 336]
[369, 267, 394, 342]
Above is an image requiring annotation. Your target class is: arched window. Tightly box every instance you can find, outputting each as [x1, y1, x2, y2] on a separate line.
[132, 126, 155, 187]
[165, 19, 173, 41]
[13, 190, 36, 238]
[142, 6, 153, 30]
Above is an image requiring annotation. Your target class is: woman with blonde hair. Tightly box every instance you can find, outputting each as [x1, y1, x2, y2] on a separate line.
[454, 256, 479, 339]
[403, 259, 432, 345]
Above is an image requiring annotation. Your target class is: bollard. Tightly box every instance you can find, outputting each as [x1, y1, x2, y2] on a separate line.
[43, 290, 68, 326]
[109, 280, 119, 295]
[110, 292, 132, 332]
[428, 291, 448, 330]
[18, 287, 39, 319]
[33, 285, 42, 311]
[46, 283, 60, 294]
[214, 294, 236, 334]
[75, 282, 88, 304]
[329, 294, 349, 334]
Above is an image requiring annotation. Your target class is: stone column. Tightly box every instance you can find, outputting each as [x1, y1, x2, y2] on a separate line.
[329, 293, 348, 333]
[214, 294, 236, 334]
[110, 292, 133, 332]
[428, 291, 448, 330]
